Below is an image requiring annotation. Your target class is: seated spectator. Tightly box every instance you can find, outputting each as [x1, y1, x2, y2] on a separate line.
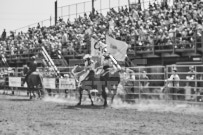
[2, 0, 203, 62]
[61, 31, 68, 48]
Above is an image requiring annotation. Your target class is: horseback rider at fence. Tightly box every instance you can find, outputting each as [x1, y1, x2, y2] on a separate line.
[140, 70, 150, 99]
[164, 67, 180, 100]
[21, 55, 38, 86]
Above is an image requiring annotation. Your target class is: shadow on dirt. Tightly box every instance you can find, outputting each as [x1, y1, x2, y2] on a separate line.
[0, 98, 31, 102]
[59, 104, 106, 110]
[8, 98, 32, 102]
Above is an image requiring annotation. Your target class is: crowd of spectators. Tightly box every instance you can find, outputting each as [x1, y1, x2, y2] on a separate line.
[0, 0, 203, 60]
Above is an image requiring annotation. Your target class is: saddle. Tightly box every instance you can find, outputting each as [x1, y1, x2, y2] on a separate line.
[28, 71, 41, 78]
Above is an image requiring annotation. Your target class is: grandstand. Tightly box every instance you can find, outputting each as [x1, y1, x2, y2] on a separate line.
[0, 0, 203, 68]
[0, 0, 203, 102]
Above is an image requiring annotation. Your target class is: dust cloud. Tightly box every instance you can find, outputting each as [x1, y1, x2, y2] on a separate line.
[42, 94, 203, 115]
[42, 95, 78, 104]
[111, 98, 203, 115]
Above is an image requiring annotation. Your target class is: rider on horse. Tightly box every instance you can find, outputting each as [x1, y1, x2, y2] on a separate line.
[98, 53, 121, 106]
[98, 53, 121, 77]
[83, 54, 95, 79]
[72, 54, 96, 85]
[21, 55, 38, 86]
[72, 54, 96, 106]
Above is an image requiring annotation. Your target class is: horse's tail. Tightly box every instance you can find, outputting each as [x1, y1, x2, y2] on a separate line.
[36, 74, 42, 87]
[38, 74, 47, 97]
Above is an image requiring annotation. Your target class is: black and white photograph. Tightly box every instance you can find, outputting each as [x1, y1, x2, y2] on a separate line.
[0, 0, 203, 134]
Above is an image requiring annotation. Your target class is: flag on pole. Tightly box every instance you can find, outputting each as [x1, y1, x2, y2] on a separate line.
[91, 38, 107, 57]
[106, 35, 128, 61]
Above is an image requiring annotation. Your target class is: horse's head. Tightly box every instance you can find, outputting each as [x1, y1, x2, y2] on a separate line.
[23, 65, 29, 73]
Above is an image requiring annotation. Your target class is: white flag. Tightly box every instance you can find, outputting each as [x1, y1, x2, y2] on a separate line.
[106, 35, 128, 61]
[91, 38, 107, 57]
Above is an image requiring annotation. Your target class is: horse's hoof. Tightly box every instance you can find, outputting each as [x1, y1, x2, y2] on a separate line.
[76, 103, 81, 106]
[91, 103, 94, 106]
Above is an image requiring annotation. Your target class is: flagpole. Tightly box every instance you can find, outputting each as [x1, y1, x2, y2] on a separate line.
[109, 54, 121, 70]
[125, 55, 136, 67]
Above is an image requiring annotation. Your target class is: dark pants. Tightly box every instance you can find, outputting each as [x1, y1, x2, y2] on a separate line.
[169, 87, 178, 100]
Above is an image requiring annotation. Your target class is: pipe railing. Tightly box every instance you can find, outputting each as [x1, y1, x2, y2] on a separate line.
[0, 65, 202, 102]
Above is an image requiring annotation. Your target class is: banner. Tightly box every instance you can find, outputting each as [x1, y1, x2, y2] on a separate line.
[91, 38, 107, 57]
[106, 35, 128, 61]
[59, 78, 76, 90]
[43, 78, 56, 89]
[9, 77, 21, 87]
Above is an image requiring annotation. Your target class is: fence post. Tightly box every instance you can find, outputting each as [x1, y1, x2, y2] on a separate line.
[195, 66, 198, 102]
[165, 66, 169, 102]
[138, 67, 141, 102]
[173, 31, 176, 54]
[194, 29, 197, 54]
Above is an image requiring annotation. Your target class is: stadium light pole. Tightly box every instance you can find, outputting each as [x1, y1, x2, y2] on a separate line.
[128, 0, 130, 8]
[92, 0, 95, 15]
[55, 0, 57, 25]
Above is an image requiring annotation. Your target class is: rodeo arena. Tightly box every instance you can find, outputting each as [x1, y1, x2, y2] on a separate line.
[1, 0, 203, 134]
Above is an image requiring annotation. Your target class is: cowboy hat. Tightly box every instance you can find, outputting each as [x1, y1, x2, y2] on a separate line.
[83, 54, 92, 60]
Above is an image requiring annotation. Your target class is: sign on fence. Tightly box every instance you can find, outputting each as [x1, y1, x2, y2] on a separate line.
[59, 78, 76, 90]
[43, 78, 56, 89]
[9, 77, 21, 87]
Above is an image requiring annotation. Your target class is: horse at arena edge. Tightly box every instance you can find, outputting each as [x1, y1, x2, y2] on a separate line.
[23, 68, 47, 99]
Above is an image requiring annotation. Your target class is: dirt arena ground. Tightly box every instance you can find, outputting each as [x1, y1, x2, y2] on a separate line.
[0, 94, 203, 135]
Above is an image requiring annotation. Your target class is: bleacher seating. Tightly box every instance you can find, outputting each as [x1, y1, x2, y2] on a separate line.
[0, 0, 203, 67]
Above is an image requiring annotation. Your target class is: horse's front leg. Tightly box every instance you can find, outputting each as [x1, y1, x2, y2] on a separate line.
[36, 86, 41, 99]
[88, 90, 94, 106]
[77, 86, 83, 106]
[39, 85, 47, 97]
[102, 86, 108, 107]
[111, 93, 115, 104]
[110, 85, 117, 104]
[29, 88, 33, 99]
[32, 88, 36, 98]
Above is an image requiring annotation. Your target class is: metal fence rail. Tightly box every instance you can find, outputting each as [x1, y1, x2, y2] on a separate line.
[0, 65, 202, 103]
